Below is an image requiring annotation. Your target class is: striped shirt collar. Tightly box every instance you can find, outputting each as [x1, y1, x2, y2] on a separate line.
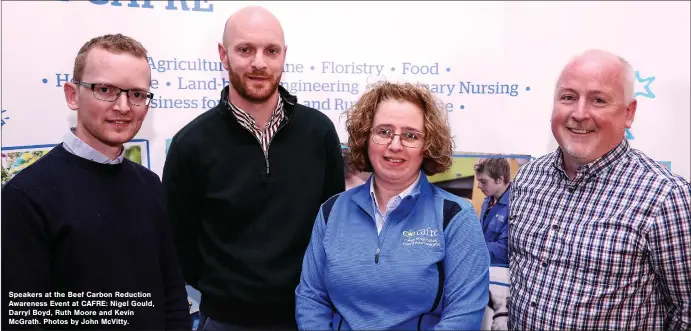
[62, 127, 124, 164]
[228, 97, 285, 132]
[220, 87, 286, 131]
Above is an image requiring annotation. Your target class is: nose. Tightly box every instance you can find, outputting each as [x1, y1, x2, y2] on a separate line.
[388, 134, 403, 152]
[112, 92, 131, 113]
[571, 99, 589, 122]
[251, 53, 267, 71]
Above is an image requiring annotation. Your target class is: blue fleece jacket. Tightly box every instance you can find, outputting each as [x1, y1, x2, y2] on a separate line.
[479, 184, 510, 266]
[295, 172, 490, 330]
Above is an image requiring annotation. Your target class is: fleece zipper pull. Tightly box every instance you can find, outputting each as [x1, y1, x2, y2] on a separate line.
[265, 157, 270, 175]
[375, 247, 380, 264]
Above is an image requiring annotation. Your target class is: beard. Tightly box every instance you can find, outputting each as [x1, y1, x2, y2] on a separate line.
[228, 65, 282, 104]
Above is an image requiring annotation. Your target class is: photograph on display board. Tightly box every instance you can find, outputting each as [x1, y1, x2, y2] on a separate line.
[1, 140, 151, 187]
[1, 145, 54, 186]
[426, 153, 532, 220]
[341, 143, 372, 190]
[122, 139, 151, 168]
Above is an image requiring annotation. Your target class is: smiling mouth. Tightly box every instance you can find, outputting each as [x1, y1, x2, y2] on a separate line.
[567, 128, 594, 135]
[107, 120, 130, 125]
[384, 156, 405, 164]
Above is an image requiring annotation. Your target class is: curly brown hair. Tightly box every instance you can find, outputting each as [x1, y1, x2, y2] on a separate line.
[72, 34, 148, 81]
[343, 81, 454, 176]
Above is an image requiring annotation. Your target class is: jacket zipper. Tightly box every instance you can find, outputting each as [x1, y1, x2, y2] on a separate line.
[264, 116, 290, 176]
[374, 214, 392, 264]
[245, 133, 271, 175]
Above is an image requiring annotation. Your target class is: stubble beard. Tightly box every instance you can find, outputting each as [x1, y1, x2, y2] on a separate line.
[228, 66, 282, 104]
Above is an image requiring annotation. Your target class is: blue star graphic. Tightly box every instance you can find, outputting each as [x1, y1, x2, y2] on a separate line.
[625, 128, 635, 140]
[1, 109, 8, 127]
[634, 71, 656, 99]
[626, 71, 656, 140]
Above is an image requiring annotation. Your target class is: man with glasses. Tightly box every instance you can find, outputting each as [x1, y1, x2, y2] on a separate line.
[1, 34, 191, 330]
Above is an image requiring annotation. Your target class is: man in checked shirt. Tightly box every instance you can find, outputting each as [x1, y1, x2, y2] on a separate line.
[508, 49, 691, 330]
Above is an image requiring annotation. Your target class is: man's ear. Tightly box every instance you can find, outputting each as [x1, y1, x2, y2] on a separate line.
[624, 99, 637, 128]
[218, 42, 229, 71]
[64, 82, 79, 111]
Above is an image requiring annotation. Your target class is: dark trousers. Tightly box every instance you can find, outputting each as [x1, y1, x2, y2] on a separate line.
[197, 311, 296, 331]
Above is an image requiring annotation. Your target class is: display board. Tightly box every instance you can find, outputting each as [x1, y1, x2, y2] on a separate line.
[1, 1, 689, 182]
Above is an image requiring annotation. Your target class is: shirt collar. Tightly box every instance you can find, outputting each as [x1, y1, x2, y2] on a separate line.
[551, 138, 630, 178]
[62, 127, 125, 164]
[494, 183, 512, 205]
[370, 171, 422, 210]
[222, 88, 285, 129]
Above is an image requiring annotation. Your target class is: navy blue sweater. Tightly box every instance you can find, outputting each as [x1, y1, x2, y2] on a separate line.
[1, 145, 190, 330]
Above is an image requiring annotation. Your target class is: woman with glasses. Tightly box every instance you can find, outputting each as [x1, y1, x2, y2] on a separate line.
[295, 82, 490, 330]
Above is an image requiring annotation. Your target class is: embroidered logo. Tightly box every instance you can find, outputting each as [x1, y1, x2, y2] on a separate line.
[495, 214, 505, 223]
[402, 227, 441, 247]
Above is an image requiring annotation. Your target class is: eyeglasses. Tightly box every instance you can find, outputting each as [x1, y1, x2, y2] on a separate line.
[371, 127, 424, 148]
[73, 81, 154, 106]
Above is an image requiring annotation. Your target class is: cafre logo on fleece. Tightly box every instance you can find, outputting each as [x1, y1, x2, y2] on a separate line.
[402, 227, 441, 247]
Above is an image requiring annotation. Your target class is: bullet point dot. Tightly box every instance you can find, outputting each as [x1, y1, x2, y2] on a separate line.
[310, 66, 315, 70]
[460, 105, 465, 110]
[526, 86, 531, 91]
[391, 67, 395, 71]
[166, 82, 171, 87]
[42, 79, 48, 84]
[446, 68, 451, 72]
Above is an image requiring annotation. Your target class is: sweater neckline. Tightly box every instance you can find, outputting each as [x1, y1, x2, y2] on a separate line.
[52, 143, 127, 176]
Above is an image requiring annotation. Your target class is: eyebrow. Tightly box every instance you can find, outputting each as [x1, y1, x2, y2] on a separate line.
[375, 124, 423, 132]
[97, 82, 149, 91]
[234, 41, 282, 49]
[128, 85, 150, 91]
[558, 87, 611, 96]
[557, 87, 578, 95]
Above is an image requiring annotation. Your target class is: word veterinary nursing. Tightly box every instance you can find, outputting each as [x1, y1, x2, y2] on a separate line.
[6, 291, 153, 327]
[288, 61, 525, 112]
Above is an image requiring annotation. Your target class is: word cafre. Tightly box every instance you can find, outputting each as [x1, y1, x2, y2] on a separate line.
[7, 291, 152, 327]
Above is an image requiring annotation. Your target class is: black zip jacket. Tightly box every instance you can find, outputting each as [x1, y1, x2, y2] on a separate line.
[162, 85, 345, 327]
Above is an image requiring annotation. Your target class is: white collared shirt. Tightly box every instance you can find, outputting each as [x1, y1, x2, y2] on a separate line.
[62, 127, 125, 164]
[370, 172, 421, 235]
